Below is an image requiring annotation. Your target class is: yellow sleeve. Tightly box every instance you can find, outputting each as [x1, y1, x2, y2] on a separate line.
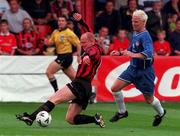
[48, 30, 57, 45]
[67, 29, 80, 46]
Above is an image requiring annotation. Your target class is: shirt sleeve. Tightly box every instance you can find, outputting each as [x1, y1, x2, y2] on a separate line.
[140, 35, 154, 59]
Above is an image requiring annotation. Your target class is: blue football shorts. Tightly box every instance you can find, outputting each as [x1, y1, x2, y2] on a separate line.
[118, 65, 155, 96]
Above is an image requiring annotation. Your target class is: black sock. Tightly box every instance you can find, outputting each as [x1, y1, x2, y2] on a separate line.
[73, 114, 96, 125]
[30, 101, 55, 121]
[49, 77, 58, 92]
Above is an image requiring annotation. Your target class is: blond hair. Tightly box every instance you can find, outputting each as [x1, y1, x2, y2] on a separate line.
[133, 10, 148, 23]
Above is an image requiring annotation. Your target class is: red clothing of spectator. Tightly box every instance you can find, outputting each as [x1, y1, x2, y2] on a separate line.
[108, 37, 129, 53]
[0, 32, 17, 55]
[16, 31, 41, 52]
[154, 41, 171, 56]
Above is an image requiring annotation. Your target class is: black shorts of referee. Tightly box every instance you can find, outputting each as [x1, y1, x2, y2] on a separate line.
[55, 53, 73, 69]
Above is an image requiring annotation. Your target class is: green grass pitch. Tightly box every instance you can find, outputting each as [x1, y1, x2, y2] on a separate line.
[0, 102, 180, 136]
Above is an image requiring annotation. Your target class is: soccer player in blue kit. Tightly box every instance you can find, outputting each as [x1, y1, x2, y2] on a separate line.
[109, 10, 166, 127]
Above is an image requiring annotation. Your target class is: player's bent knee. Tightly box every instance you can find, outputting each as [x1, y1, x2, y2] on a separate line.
[46, 70, 54, 79]
[111, 86, 119, 92]
[145, 99, 153, 104]
[45, 70, 50, 77]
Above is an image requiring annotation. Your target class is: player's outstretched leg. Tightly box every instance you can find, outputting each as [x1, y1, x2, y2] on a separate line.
[16, 101, 55, 126]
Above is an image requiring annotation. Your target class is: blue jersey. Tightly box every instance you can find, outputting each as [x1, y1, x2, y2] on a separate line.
[128, 30, 154, 69]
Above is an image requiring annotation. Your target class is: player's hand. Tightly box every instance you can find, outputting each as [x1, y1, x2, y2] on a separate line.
[121, 50, 134, 57]
[83, 55, 90, 65]
[110, 50, 120, 56]
[73, 13, 82, 21]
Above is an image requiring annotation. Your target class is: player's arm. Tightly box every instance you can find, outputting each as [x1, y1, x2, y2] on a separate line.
[44, 30, 56, 46]
[121, 50, 147, 58]
[122, 37, 153, 59]
[140, 36, 154, 59]
[72, 13, 91, 32]
[68, 30, 81, 63]
[82, 47, 100, 65]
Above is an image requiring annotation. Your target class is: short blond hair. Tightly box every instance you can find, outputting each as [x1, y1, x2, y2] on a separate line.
[133, 10, 148, 23]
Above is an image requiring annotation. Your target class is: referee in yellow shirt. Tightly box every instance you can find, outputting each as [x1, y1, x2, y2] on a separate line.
[45, 15, 81, 92]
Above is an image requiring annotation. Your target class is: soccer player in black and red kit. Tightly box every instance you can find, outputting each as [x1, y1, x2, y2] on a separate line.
[16, 32, 105, 128]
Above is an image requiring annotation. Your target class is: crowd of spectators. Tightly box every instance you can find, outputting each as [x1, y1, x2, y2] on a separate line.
[95, 0, 180, 56]
[0, 0, 179, 56]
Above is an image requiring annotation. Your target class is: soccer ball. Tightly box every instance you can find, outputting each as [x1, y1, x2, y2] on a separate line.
[36, 111, 52, 127]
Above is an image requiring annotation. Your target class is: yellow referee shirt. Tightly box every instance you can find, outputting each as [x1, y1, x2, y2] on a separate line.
[49, 28, 80, 54]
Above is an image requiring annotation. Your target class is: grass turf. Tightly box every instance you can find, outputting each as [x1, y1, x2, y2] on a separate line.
[0, 102, 179, 136]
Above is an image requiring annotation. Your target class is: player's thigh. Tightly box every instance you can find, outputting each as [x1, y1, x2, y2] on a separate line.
[66, 103, 82, 123]
[46, 61, 62, 74]
[135, 69, 155, 98]
[111, 79, 130, 92]
[63, 65, 76, 81]
[49, 85, 76, 105]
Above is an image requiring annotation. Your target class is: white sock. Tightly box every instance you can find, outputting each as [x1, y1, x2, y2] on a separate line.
[113, 91, 126, 113]
[151, 96, 164, 116]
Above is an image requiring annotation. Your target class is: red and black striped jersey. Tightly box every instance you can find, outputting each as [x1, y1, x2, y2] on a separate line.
[16, 31, 40, 51]
[76, 44, 103, 82]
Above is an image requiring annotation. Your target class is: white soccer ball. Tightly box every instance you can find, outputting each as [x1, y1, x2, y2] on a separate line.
[36, 111, 52, 127]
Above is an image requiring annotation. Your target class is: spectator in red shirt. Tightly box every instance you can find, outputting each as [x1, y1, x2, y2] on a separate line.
[109, 29, 129, 56]
[0, 19, 17, 55]
[154, 30, 171, 56]
[16, 18, 42, 55]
